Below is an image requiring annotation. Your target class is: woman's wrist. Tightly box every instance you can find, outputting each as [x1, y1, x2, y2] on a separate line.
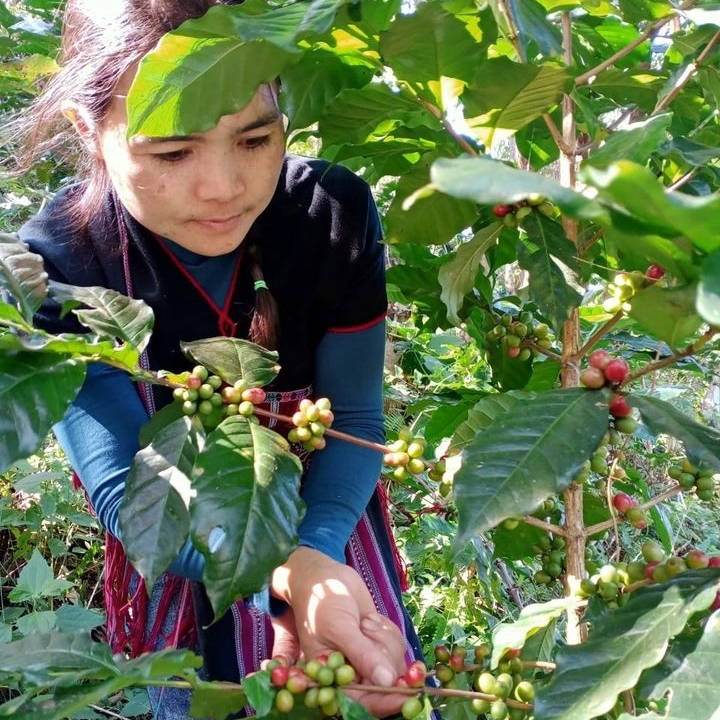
[270, 546, 336, 605]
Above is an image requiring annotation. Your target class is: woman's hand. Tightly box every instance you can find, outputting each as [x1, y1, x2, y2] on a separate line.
[271, 546, 409, 717]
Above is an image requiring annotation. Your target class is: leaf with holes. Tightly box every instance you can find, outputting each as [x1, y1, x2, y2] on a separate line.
[49, 281, 154, 354]
[190, 416, 304, 618]
[119, 416, 205, 592]
[534, 569, 720, 720]
[453, 388, 610, 546]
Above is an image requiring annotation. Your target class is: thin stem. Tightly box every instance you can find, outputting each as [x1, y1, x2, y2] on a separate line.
[417, 98, 479, 157]
[653, 31, 720, 114]
[543, 113, 573, 156]
[668, 169, 697, 191]
[523, 661, 556, 671]
[578, 228, 606, 256]
[575, 1, 697, 87]
[522, 515, 566, 537]
[497, 0, 525, 61]
[584, 484, 685, 537]
[253, 407, 390, 455]
[622, 327, 717, 386]
[524, 341, 564, 363]
[573, 311, 624, 361]
[89, 706, 130, 720]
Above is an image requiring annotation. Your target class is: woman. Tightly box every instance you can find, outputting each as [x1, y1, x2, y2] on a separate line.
[15, 1, 424, 717]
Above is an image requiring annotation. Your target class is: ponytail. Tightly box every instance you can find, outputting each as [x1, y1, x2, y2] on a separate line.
[247, 244, 279, 350]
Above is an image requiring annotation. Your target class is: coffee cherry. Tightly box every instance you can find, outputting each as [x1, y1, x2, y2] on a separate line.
[625, 506, 647, 529]
[401, 697, 424, 720]
[317, 686, 336, 706]
[474, 643, 490, 663]
[612, 493, 636, 514]
[604, 357, 629, 384]
[434, 644, 450, 663]
[187, 375, 203, 390]
[609, 395, 632, 418]
[434, 662, 454, 684]
[448, 647, 466, 673]
[270, 664, 289, 688]
[581, 367, 606, 389]
[588, 350, 611, 369]
[507, 346, 521, 358]
[665, 556, 687, 577]
[207, 375, 222, 390]
[285, 672, 309, 695]
[334, 664, 356, 686]
[641, 540, 665, 564]
[490, 699, 509, 720]
[316, 665, 335, 687]
[493, 204, 513, 217]
[405, 661, 426, 688]
[192, 365, 209, 382]
[614, 417, 637, 435]
[241, 387, 266, 405]
[239, 400, 256, 417]
[471, 698, 491, 714]
[275, 688, 294, 713]
[709, 557, 720, 568]
[182, 400, 197, 415]
[514, 680, 535, 702]
[646, 264, 665, 281]
[476, 671, 498, 694]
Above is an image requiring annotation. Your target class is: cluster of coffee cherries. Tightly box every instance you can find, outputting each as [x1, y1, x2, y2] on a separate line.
[268, 651, 356, 716]
[383, 428, 429, 484]
[485, 308, 554, 360]
[173, 365, 266, 424]
[433, 644, 536, 720]
[612, 492, 648, 530]
[492, 194, 555, 228]
[531, 533, 567, 586]
[602, 265, 666, 315]
[287, 398, 334, 452]
[667, 458, 718, 502]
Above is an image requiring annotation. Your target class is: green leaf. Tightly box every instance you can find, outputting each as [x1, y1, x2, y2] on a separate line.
[0, 351, 85, 475]
[633, 395, 720, 470]
[281, 48, 374, 131]
[55, 605, 105, 634]
[16, 611, 56, 636]
[582, 161, 720, 252]
[0, 233, 48, 323]
[534, 570, 720, 720]
[189, 677, 248, 720]
[49, 281, 154, 354]
[0, 632, 118, 684]
[636, 611, 720, 720]
[120, 647, 203, 679]
[697, 249, 720, 326]
[464, 58, 570, 135]
[660, 136, 720, 166]
[337, 690, 376, 720]
[581, 68, 664, 112]
[492, 521, 550, 561]
[618, 0, 673, 23]
[491, 598, 578, 668]
[454, 388, 611, 544]
[13, 549, 53, 598]
[429, 156, 609, 223]
[584, 114, 672, 170]
[507, 0, 563, 57]
[242, 670, 274, 718]
[385, 166, 480, 246]
[119, 416, 205, 592]
[191, 416, 304, 618]
[379, 2, 477, 108]
[127, 1, 347, 137]
[439, 224, 502, 324]
[181, 336, 280, 387]
[605, 228, 693, 282]
[628, 285, 703, 348]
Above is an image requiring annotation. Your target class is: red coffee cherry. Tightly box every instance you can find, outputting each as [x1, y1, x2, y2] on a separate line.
[609, 394, 632, 418]
[604, 357, 629, 384]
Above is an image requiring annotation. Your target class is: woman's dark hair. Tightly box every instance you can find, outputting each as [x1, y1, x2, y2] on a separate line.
[14, 0, 281, 349]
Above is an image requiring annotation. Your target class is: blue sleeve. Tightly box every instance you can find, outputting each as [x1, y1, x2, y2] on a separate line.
[297, 321, 385, 562]
[53, 363, 206, 581]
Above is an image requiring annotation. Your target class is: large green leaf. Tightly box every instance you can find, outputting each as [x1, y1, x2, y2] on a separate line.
[454, 388, 610, 544]
[628, 285, 703, 348]
[384, 165, 479, 246]
[119, 416, 206, 592]
[507, 0, 563, 57]
[583, 161, 720, 252]
[280, 47, 374, 131]
[0, 352, 85, 475]
[0, 631, 117, 684]
[517, 217, 583, 333]
[636, 611, 720, 720]
[633, 395, 720, 470]
[49, 281, 154, 354]
[439, 223, 502, 324]
[584, 114, 672, 170]
[0, 232, 48, 323]
[190, 416, 304, 618]
[428, 156, 609, 223]
[379, 2, 477, 108]
[463, 58, 571, 136]
[697, 249, 720, 326]
[189, 677, 248, 720]
[534, 570, 720, 720]
[181, 337, 280, 387]
[127, 1, 346, 137]
[580, 68, 664, 112]
[491, 598, 577, 668]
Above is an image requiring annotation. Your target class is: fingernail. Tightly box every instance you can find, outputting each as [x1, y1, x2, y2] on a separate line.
[372, 667, 394, 687]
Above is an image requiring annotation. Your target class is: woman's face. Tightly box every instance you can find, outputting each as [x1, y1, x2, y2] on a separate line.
[93, 74, 286, 256]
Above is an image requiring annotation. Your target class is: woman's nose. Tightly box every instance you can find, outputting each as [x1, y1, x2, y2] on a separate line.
[194, 151, 245, 202]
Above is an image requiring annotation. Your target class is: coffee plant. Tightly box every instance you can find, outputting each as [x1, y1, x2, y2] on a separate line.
[2, 0, 720, 719]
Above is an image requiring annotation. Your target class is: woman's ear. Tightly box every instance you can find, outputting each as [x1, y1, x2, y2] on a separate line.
[61, 102, 101, 157]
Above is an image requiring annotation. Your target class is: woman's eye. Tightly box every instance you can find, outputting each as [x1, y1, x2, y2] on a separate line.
[243, 135, 271, 150]
[155, 149, 190, 163]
